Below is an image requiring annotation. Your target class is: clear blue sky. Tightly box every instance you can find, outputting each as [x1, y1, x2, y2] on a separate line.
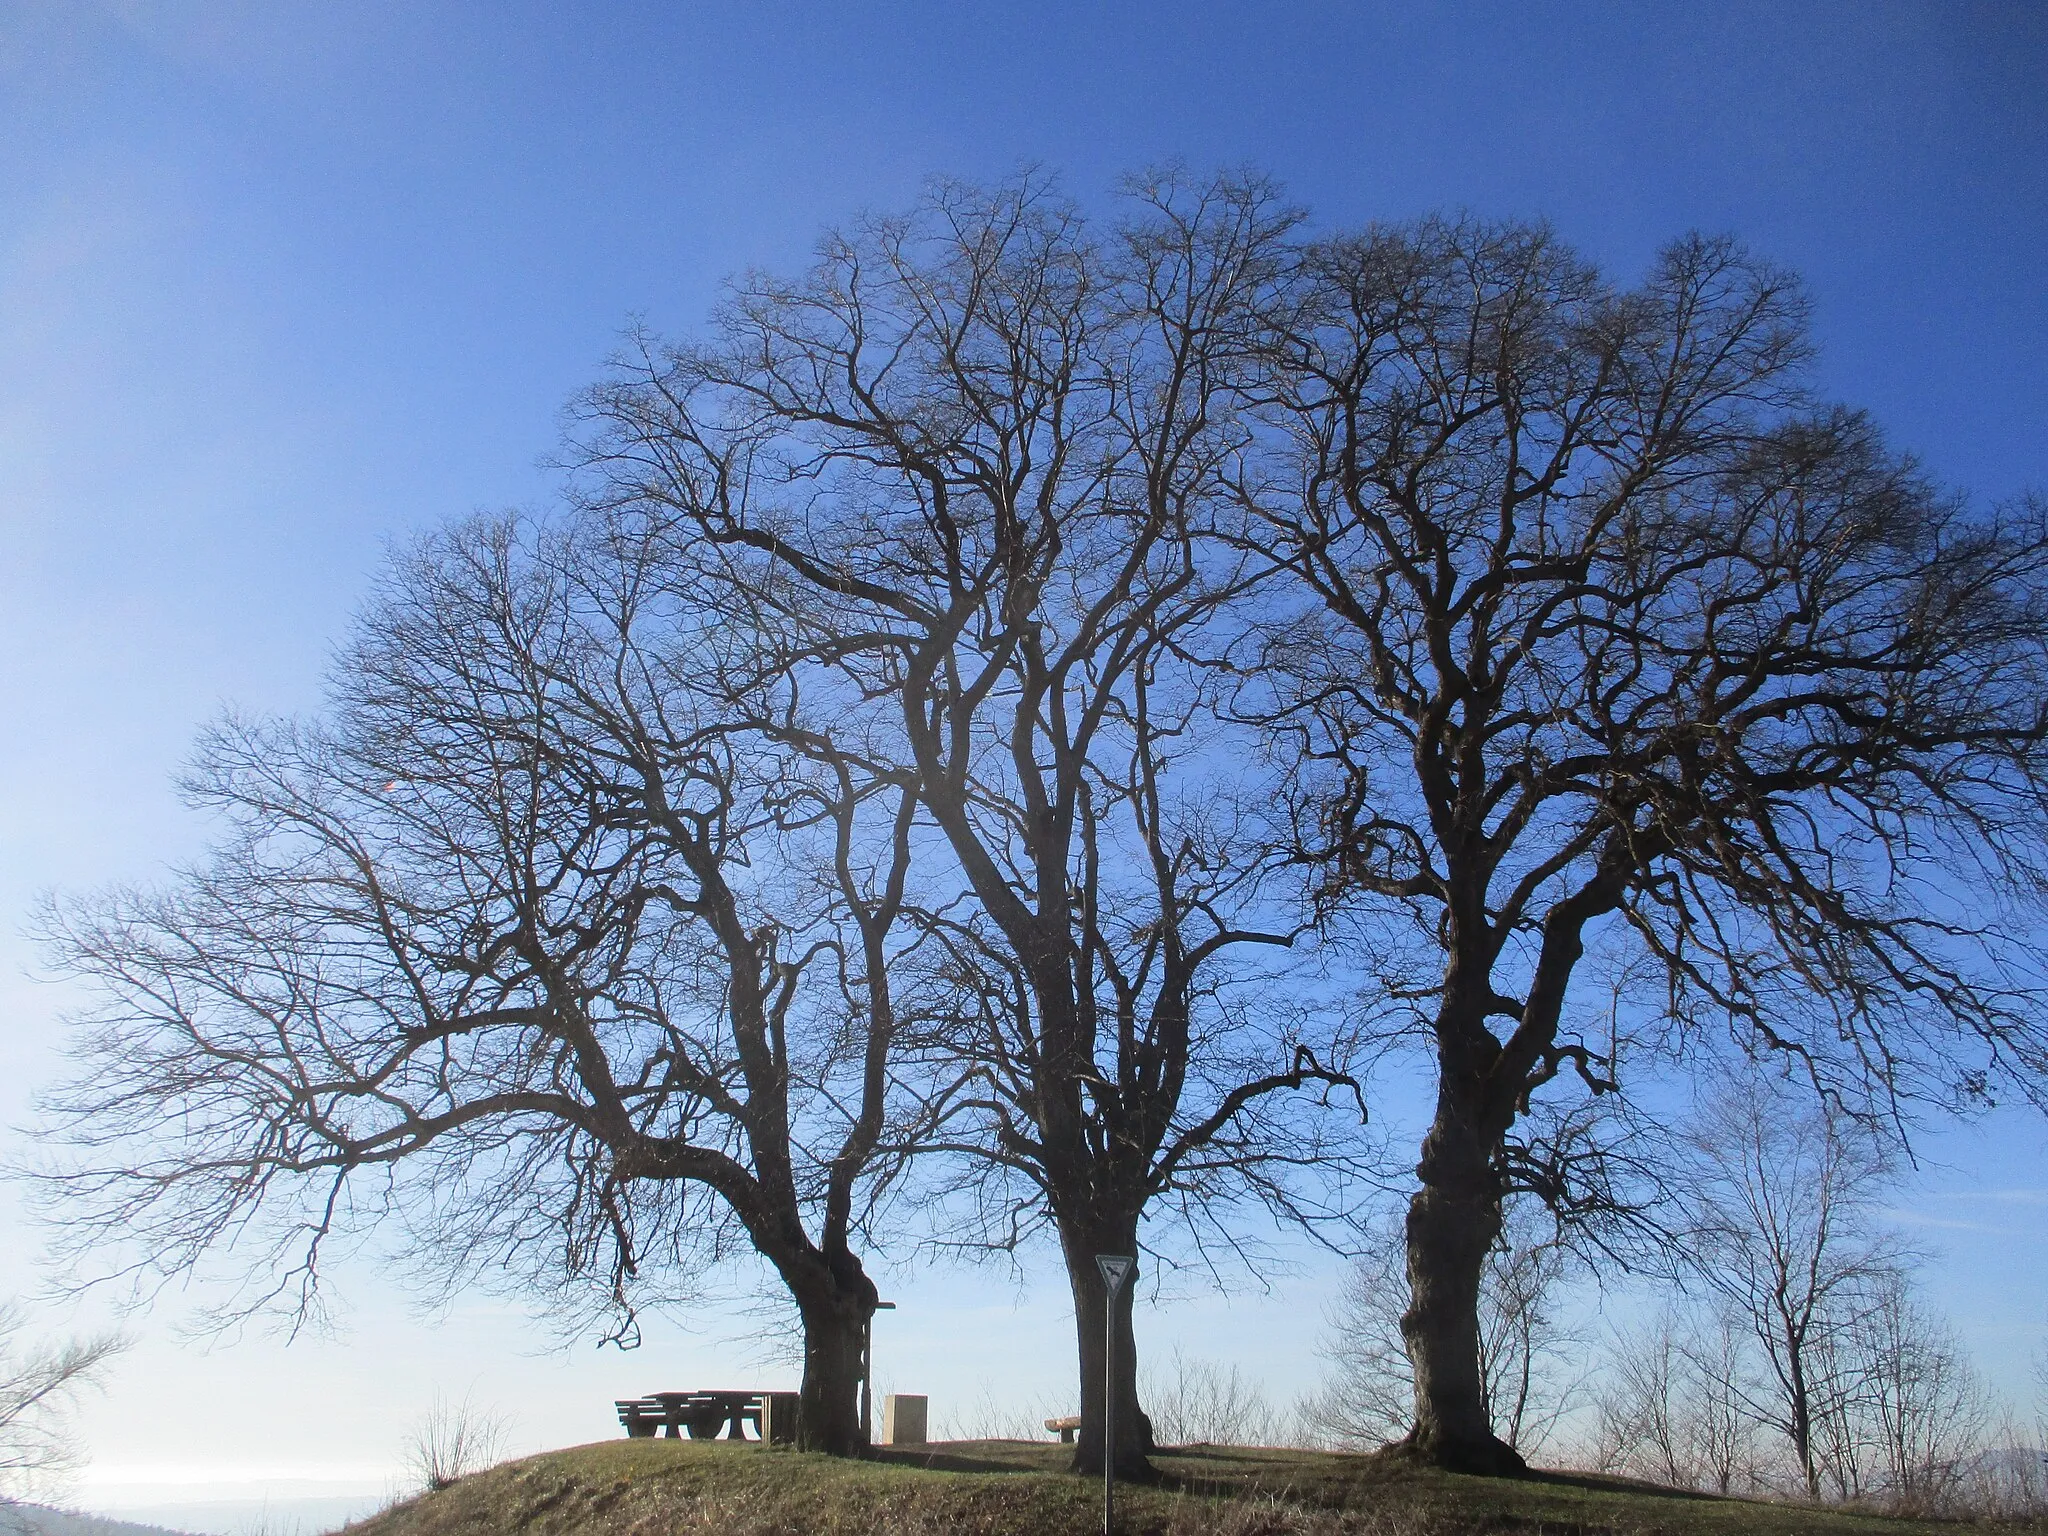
[3, 1, 2045, 1518]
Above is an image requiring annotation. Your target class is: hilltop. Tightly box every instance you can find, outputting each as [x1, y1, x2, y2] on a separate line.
[335, 1439, 2033, 1536]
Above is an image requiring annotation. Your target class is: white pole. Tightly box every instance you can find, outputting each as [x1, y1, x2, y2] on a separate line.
[1103, 1291, 1115, 1536]
[1094, 1256, 1132, 1536]
[860, 1301, 895, 1446]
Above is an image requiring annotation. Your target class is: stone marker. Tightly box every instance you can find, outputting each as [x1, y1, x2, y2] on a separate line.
[880, 1393, 927, 1446]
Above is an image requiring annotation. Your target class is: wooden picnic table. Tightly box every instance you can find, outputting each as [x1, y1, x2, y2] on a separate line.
[615, 1389, 763, 1440]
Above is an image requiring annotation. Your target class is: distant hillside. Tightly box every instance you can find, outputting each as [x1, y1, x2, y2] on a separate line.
[55, 1497, 387, 1536]
[3, 1505, 194, 1536]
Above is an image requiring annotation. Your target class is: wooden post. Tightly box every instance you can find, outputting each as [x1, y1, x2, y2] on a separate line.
[761, 1392, 801, 1446]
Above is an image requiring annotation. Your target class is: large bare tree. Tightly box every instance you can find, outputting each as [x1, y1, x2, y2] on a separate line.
[573, 172, 1365, 1473]
[1237, 216, 2048, 1471]
[34, 511, 949, 1454]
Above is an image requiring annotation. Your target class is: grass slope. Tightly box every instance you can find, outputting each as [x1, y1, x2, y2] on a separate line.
[339, 1439, 2041, 1536]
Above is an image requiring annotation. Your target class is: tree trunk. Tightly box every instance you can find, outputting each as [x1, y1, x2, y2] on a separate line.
[1785, 1332, 1820, 1501]
[790, 1259, 878, 1456]
[1394, 1082, 1527, 1476]
[1060, 1218, 1154, 1477]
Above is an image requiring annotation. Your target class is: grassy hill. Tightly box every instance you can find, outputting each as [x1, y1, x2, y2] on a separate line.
[336, 1438, 2042, 1536]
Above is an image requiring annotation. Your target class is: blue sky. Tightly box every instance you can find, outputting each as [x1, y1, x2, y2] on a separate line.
[3, 1, 2045, 1519]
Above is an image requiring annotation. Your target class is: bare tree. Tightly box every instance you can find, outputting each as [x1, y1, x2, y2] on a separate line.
[1602, 1099, 1991, 1509]
[0, 1304, 123, 1508]
[1477, 1206, 1587, 1455]
[1595, 1313, 1697, 1489]
[1687, 1310, 1760, 1496]
[1236, 214, 2048, 1471]
[2036, 1328, 2048, 1454]
[571, 170, 1366, 1474]
[1681, 1083, 1906, 1499]
[1839, 1272, 1987, 1510]
[1595, 1309, 1759, 1494]
[32, 512, 954, 1454]
[1141, 1349, 1280, 1448]
[1298, 1226, 1412, 1450]
[938, 1382, 1073, 1443]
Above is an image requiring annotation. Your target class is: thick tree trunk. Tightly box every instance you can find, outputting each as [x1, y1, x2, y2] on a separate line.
[789, 1257, 879, 1456]
[1060, 1218, 1154, 1477]
[1393, 1082, 1526, 1477]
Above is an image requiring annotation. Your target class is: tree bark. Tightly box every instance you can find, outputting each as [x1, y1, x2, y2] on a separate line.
[1785, 1325, 1820, 1501]
[788, 1257, 879, 1456]
[1393, 1078, 1527, 1476]
[1060, 1218, 1154, 1477]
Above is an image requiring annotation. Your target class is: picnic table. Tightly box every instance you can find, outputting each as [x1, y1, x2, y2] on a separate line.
[615, 1390, 764, 1440]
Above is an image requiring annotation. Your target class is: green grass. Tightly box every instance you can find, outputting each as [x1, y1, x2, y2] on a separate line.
[341, 1438, 2044, 1536]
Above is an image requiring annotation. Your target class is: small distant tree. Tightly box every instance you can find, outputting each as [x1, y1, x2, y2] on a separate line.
[1595, 1313, 1696, 1489]
[1681, 1083, 1906, 1500]
[1478, 1209, 1586, 1454]
[1299, 1227, 1411, 1449]
[1835, 1273, 1987, 1510]
[1595, 1309, 1759, 1494]
[1687, 1312, 1761, 1496]
[0, 1303, 123, 1508]
[2036, 1330, 2047, 1449]
[1606, 1091, 1995, 1509]
[1141, 1350, 1281, 1448]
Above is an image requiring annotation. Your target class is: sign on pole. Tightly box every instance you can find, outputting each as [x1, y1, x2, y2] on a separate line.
[1095, 1254, 1135, 1535]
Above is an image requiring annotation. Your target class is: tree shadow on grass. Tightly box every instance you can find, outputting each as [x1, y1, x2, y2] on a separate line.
[867, 1440, 1067, 1475]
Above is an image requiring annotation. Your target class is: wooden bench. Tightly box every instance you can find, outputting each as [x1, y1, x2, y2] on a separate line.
[615, 1390, 764, 1441]
[1045, 1414, 1082, 1444]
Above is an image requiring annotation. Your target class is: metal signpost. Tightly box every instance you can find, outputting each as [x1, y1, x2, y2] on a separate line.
[1094, 1254, 1135, 1536]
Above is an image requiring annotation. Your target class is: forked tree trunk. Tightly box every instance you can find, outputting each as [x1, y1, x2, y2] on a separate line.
[1061, 1218, 1154, 1477]
[1393, 1082, 1527, 1476]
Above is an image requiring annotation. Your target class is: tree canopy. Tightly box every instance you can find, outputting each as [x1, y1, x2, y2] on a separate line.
[29, 172, 2048, 1476]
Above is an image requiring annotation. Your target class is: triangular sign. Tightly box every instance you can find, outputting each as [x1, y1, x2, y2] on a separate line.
[1096, 1254, 1135, 1295]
